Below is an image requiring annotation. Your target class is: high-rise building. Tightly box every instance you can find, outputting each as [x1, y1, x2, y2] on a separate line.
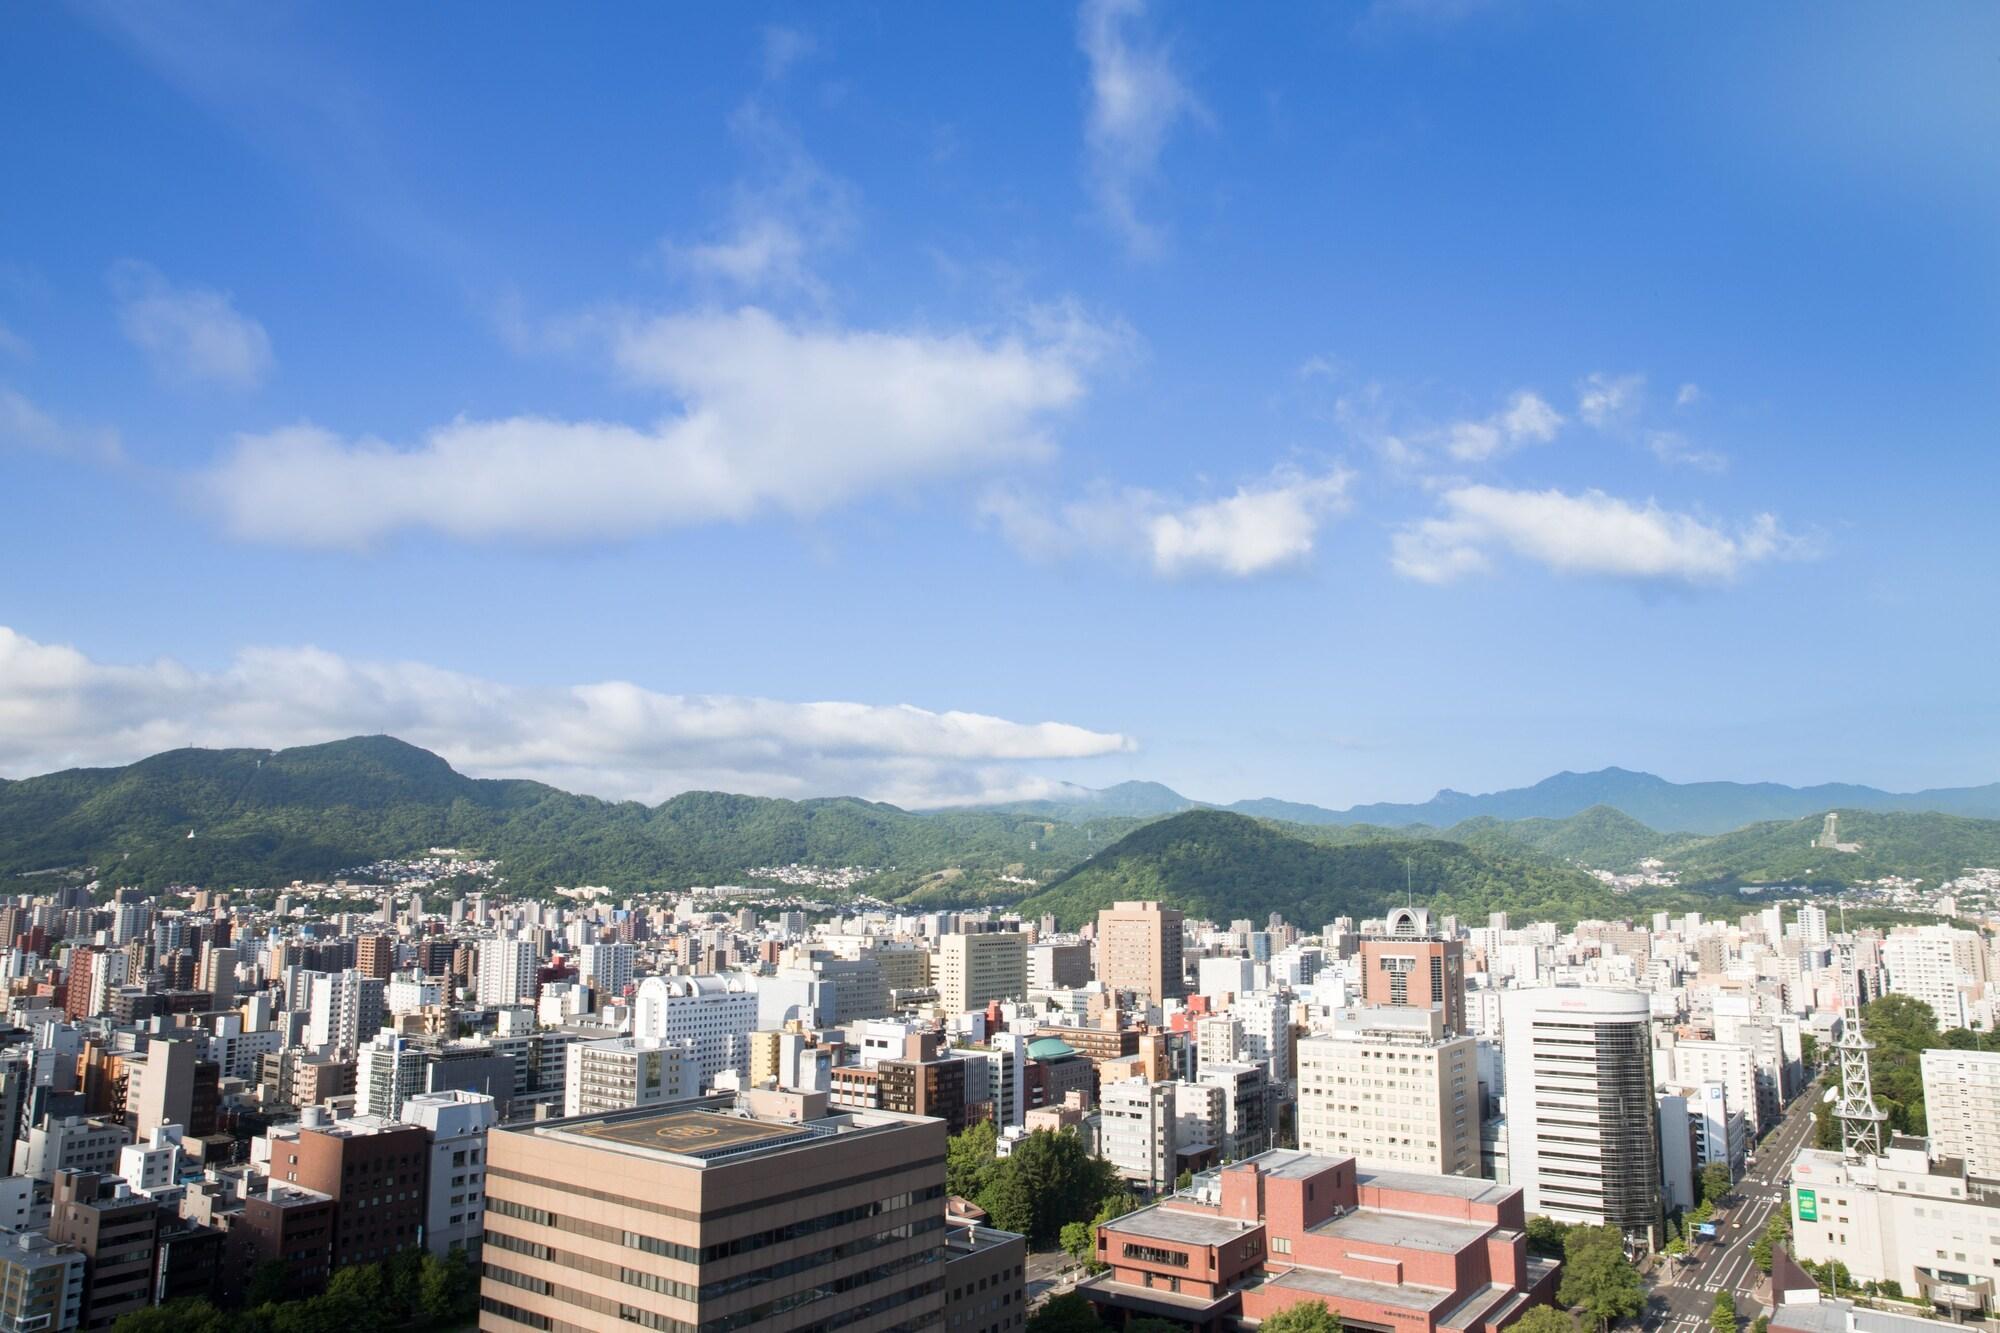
[355, 934, 396, 981]
[0, 1230, 84, 1333]
[124, 1038, 197, 1144]
[306, 970, 385, 1056]
[477, 937, 538, 1008]
[1881, 926, 1987, 1030]
[1500, 987, 1661, 1246]
[356, 1032, 427, 1119]
[1921, 1048, 2000, 1179]
[1096, 901, 1185, 1004]
[632, 975, 760, 1091]
[49, 1171, 158, 1331]
[268, 1108, 428, 1271]
[1359, 908, 1466, 1036]
[575, 942, 634, 997]
[938, 931, 1027, 1015]
[1297, 1006, 1477, 1176]
[402, 1090, 497, 1261]
[480, 1091, 953, 1332]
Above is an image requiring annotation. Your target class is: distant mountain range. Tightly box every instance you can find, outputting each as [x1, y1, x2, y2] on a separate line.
[3, 736, 1998, 902]
[983, 768, 2000, 836]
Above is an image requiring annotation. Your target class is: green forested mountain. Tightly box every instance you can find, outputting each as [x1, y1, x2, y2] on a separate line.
[1655, 808, 2000, 888]
[0, 737, 1143, 894]
[1436, 806, 1692, 870]
[1015, 808, 1708, 930]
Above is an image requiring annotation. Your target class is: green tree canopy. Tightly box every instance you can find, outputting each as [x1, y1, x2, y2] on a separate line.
[1710, 1291, 1738, 1333]
[1260, 1300, 1346, 1332]
[975, 1129, 1125, 1247]
[1559, 1225, 1645, 1333]
[1026, 1292, 1106, 1333]
[1700, 1161, 1732, 1206]
[1514, 1308, 1580, 1333]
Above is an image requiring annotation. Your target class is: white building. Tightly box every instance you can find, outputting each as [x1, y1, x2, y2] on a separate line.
[1500, 986, 1661, 1244]
[563, 1036, 699, 1117]
[477, 937, 538, 1008]
[1668, 1038, 1763, 1140]
[1297, 1005, 1477, 1176]
[1922, 1048, 2000, 1180]
[1791, 1139, 2000, 1315]
[1100, 1079, 1178, 1193]
[307, 969, 385, 1055]
[403, 1090, 497, 1260]
[632, 975, 759, 1090]
[386, 974, 444, 1015]
[1881, 925, 1987, 1030]
[576, 943, 635, 998]
[938, 932, 1027, 1016]
[357, 1032, 428, 1120]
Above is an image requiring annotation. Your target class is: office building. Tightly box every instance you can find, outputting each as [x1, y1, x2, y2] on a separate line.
[1101, 1079, 1179, 1193]
[1097, 902, 1185, 1004]
[49, 1172, 158, 1331]
[268, 1108, 428, 1270]
[1500, 987, 1661, 1246]
[480, 1090, 952, 1332]
[0, 1229, 84, 1333]
[1297, 1006, 1478, 1176]
[939, 932, 1027, 1015]
[306, 970, 385, 1056]
[632, 974, 760, 1091]
[1360, 908, 1467, 1036]
[1880, 926, 1986, 1030]
[944, 1223, 1028, 1333]
[477, 937, 537, 1008]
[357, 1032, 428, 1120]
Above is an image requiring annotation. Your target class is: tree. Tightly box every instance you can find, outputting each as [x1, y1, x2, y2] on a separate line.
[1710, 1290, 1738, 1333]
[1027, 1292, 1105, 1333]
[1515, 1308, 1579, 1333]
[948, 1120, 1001, 1200]
[112, 1302, 230, 1333]
[1176, 1168, 1194, 1190]
[1526, 1215, 1572, 1258]
[246, 1259, 291, 1309]
[1060, 1220, 1099, 1271]
[1700, 1161, 1733, 1207]
[419, 1246, 477, 1323]
[1751, 1318, 1769, 1333]
[1664, 1236, 1688, 1262]
[1260, 1300, 1345, 1332]
[325, 1264, 385, 1333]
[1752, 1211, 1790, 1274]
[1559, 1225, 1645, 1333]
[975, 1129, 1125, 1247]
[1688, 1199, 1714, 1227]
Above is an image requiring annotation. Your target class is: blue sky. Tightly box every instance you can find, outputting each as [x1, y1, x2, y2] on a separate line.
[2, 2, 1996, 809]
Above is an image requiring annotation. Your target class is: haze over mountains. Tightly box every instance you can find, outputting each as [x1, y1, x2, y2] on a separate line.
[995, 768, 2000, 836]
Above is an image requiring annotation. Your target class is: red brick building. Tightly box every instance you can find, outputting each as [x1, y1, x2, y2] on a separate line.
[1082, 1150, 1560, 1333]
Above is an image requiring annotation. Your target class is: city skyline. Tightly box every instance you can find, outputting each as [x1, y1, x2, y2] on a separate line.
[4, 4, 1998, 809]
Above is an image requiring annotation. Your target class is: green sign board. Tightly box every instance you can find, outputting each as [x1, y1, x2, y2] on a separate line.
[1796, 1188, 1818, 1222]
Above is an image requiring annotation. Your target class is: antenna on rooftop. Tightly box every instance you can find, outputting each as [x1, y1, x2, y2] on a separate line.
[1833, 1003, 1887, 1160]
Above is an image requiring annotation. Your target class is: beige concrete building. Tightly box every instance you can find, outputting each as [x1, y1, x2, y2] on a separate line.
[1922, 1048, 2000, 1180]
[1296, 1006, 1478, 1177]
[938, 931, 1026, 1015]
[479, 1090, 951, 1333]
[1096, 901, 1185, 1004]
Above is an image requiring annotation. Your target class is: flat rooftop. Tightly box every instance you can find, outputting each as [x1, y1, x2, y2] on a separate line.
[1358, 1168, 1516, 1205]
[1237, 1149, 1337, 1181]
[1312, 1209, 1492, 1253]
[556, 1108, 824, 1161]
[1104, 1204, 1259, 1248]
[1252, 1266, 1454, 1314]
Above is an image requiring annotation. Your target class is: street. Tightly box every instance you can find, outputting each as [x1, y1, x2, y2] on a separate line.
[1027, 1248, 1080, 1307]
[1646, 1079, 1823, 1333]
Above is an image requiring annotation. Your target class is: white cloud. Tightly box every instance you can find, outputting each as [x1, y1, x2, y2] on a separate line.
[1392, 484, 1808, 585]
[0, 322, 29, 360]
[0, 388, 123, 464]
[1079, 0, 1200, 259]
[1646, 430, 1728, 473]
[1577, 372, 1644, 427]
[110, 261, 273, 389]
[678, 218, 811, 290]
[760, 25, 816, 82]
[1444, 389, 1563, 461]
[0, 626, 1134, 808]
[985, 465, 1351, 578]
[201, 306, 1098, 547]
[1676, 382, 1703, 408]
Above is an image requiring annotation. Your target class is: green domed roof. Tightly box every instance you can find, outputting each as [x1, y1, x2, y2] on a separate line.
[1027, 1036, 1077, 1060]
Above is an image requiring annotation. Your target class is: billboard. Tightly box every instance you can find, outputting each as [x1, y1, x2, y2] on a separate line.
[1796, 1187, 1818, 1222]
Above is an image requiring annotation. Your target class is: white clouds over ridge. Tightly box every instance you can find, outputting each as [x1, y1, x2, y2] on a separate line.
[0, 626, 1133, 808]
[202, 306, 1099, 547]
[1393, 484, 1810, 585]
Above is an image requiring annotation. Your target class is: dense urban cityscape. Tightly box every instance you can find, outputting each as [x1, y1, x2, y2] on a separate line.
[0, 848, 1983, 1333]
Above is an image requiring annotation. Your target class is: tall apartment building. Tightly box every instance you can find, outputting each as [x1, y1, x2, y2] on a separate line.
[1882, 926, 1987, 1030]
[307, 969, 386, 1055]
[356, 934, 397, 981]
[632, 974, 760, 1091]
[1921, 1047, 2000, 1179]
[1500, 987, 1661, 1246]
[575, 942, 635, 997]
[1667, 1038, 1762, 1140]
[477, 937, 538, 1008]
[1097, 901, 1185, 1004]
[1101, 1079, 1179, 1192]
[125, 1037, 197, 1142]
[1360, 907, 1467, 1036]
[939, 931, 1027, 1015]
[480, 1091, 952, 1333]
[1236, 990, 1295, 1086]
[562, 1037, 699, 1117]
[0, 1229, 84, 1333]
[357, 1032, 428, 1119]
[403, 1090, 497, 1261]
[1297, 1006, 1478, 1177]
